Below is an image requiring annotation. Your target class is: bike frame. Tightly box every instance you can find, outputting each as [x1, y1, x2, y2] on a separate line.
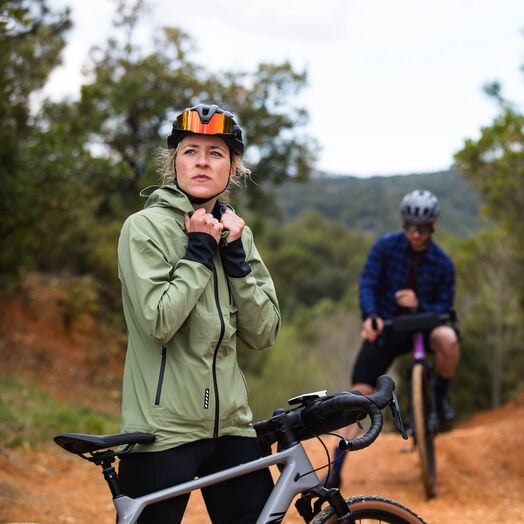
[412, 332, 425, 360]
[408, 332, 438, 434]
[56, 376, 422, 523]
[406, 330, 438, 499]
[113, 441, 320, 523]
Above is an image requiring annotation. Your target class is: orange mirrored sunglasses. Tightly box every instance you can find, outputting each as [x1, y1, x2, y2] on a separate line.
[176, 110, 235, 135]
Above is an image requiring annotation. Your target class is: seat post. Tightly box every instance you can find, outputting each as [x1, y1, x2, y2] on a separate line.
[98, 455, 123, 498]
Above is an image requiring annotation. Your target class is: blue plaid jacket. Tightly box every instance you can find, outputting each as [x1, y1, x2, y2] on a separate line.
[358, 232, 455, 320]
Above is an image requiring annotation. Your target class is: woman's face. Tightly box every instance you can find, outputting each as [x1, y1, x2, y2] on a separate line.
[175, 134, 231, 203]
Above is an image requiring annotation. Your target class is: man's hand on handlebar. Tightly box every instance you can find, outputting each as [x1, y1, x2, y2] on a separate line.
[361, 316, 384, 342]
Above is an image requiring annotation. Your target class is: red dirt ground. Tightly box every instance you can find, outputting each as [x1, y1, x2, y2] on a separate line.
[0, 274, 523, 523]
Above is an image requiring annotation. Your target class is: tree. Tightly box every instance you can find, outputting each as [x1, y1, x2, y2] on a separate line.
[204, 62, 318, 212]
[454, 97, 524, 309]
[1, 0, 317, 292]
[454, 230, 523, 409]
[454, 78, 524, 407]
[0, 0, 72, 280]
[262, 211, 371, 315]
[78, 0, 318, 217]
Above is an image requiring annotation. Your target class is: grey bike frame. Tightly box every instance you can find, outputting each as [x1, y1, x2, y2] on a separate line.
[114, 441, 320, 523]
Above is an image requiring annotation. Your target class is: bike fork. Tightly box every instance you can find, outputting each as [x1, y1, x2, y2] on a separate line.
[296, 487, 356, 523]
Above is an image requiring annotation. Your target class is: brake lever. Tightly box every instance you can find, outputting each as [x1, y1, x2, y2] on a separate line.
[389, 391, 408, 440]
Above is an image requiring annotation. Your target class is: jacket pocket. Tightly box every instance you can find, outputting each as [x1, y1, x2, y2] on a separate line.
[154, 346, 167, 405]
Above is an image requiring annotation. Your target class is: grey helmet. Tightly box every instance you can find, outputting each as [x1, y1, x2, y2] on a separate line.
[400, 190, 440, 225]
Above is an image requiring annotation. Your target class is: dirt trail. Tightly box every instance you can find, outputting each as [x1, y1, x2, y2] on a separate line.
[0, 274, 523, 523]
[1, 401, 523, 524]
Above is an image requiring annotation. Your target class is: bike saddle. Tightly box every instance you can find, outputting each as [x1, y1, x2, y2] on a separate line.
[54, 432, 156, 455]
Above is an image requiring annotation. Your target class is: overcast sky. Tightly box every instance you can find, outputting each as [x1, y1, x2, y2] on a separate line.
[45, 0, 524, 177]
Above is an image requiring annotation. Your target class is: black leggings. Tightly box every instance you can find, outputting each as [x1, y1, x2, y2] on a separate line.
[118, 436, 273, 523]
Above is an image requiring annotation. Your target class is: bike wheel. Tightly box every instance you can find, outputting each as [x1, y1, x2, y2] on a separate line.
[411, 362, 437, 498]
[309, 494, 427, 523]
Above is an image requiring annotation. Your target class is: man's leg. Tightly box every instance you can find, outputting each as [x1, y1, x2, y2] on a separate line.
[430, 325, 460, 423]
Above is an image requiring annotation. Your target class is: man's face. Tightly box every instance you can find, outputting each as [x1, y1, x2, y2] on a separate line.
[403, 222, 434, 252]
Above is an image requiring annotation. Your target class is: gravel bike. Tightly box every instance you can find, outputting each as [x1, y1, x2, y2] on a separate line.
[54, 375, 426, 523]
[380, 311, 456, 499]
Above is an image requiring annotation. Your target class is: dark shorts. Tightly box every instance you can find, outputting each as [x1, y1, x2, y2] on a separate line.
[352, 330, 430, 387]
[118, 435, 273, 523]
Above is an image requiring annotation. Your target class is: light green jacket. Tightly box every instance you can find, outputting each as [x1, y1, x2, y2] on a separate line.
[117, 185, 280, 452]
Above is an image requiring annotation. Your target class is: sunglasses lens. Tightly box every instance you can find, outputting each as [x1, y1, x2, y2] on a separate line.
[404, 224, 431, 234]
[176, 111, 234, 135]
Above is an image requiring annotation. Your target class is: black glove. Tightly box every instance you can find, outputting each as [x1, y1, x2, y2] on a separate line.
[183, 232, 217, 271]
[220, 238, 251, 278]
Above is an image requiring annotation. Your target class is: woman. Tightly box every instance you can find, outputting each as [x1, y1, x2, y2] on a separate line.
[117, 103, 281, 523]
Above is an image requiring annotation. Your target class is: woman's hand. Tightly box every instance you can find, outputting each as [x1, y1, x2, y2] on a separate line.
[219, 209, 245, 243]
[185, 208, 224, 244]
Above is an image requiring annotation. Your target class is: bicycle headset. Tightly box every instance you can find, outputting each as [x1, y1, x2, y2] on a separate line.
[400, 189, 440, 225]
[167, 103, 245, 155]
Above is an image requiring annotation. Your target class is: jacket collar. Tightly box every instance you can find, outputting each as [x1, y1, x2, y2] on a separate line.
[139, 185, 194, 214]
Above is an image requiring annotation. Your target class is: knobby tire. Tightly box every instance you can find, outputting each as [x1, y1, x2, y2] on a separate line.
[309, 494, 427, 523]
[411, 362, 436, 498]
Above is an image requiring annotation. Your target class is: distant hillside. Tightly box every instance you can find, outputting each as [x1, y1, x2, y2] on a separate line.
[273, 169, 484, 237]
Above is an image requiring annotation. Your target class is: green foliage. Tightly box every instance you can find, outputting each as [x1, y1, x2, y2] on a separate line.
[0, 0, 318, 291]
[454, 108, 524, 307]
[0, 0, 72, 280]
[60, 275, 102, 327]
[455, 108, 524, 230]
[273, 170, 483, 237]
[3, 101, 115, 277]
[204, 62, 319, 212]
[0, 373, 119, 449]
[453, 91, 524, 410]
[0, 0, 71, 148]
[262, 211, 372, 315]
[76, 2, 318, 218]
[247, 306, 363, 420]
[453, 229, 524, 410]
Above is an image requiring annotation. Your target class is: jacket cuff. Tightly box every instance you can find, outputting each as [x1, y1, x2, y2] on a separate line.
[184, 232, 217, 271]
[220, 238, 251, 277]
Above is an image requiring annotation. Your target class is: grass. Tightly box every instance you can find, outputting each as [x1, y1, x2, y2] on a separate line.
[0, 373, 120, 449]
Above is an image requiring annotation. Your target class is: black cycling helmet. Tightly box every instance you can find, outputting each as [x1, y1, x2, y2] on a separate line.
[400, 189, 440, 225]
[167, 104, 244, 154]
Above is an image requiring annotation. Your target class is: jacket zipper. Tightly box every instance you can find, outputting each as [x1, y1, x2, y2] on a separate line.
[154, 346, 167, 405]
[212, 266, 226, 438]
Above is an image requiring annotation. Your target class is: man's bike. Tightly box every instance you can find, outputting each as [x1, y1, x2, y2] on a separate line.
[54, 375, 427, 523]
[381, 311, 457, 499]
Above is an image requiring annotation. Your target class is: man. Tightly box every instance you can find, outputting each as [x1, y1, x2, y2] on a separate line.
[326, 189, 460, 489]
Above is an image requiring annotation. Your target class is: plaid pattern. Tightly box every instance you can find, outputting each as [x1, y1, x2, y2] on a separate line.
[359, 231, 455, 320]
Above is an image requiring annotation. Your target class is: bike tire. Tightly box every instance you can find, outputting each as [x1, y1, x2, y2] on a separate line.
[309, 494, 427, 523]
[411, 362, 437, 498]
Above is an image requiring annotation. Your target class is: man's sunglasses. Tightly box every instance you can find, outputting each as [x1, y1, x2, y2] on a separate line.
[404, 223, 433, 234]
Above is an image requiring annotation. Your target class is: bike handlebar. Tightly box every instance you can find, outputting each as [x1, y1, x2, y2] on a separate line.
[254, 375, 399, 452]
[379, 311, 456, 333]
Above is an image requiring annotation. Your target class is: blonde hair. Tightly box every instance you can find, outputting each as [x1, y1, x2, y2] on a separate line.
[157, 142, 251, 191]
